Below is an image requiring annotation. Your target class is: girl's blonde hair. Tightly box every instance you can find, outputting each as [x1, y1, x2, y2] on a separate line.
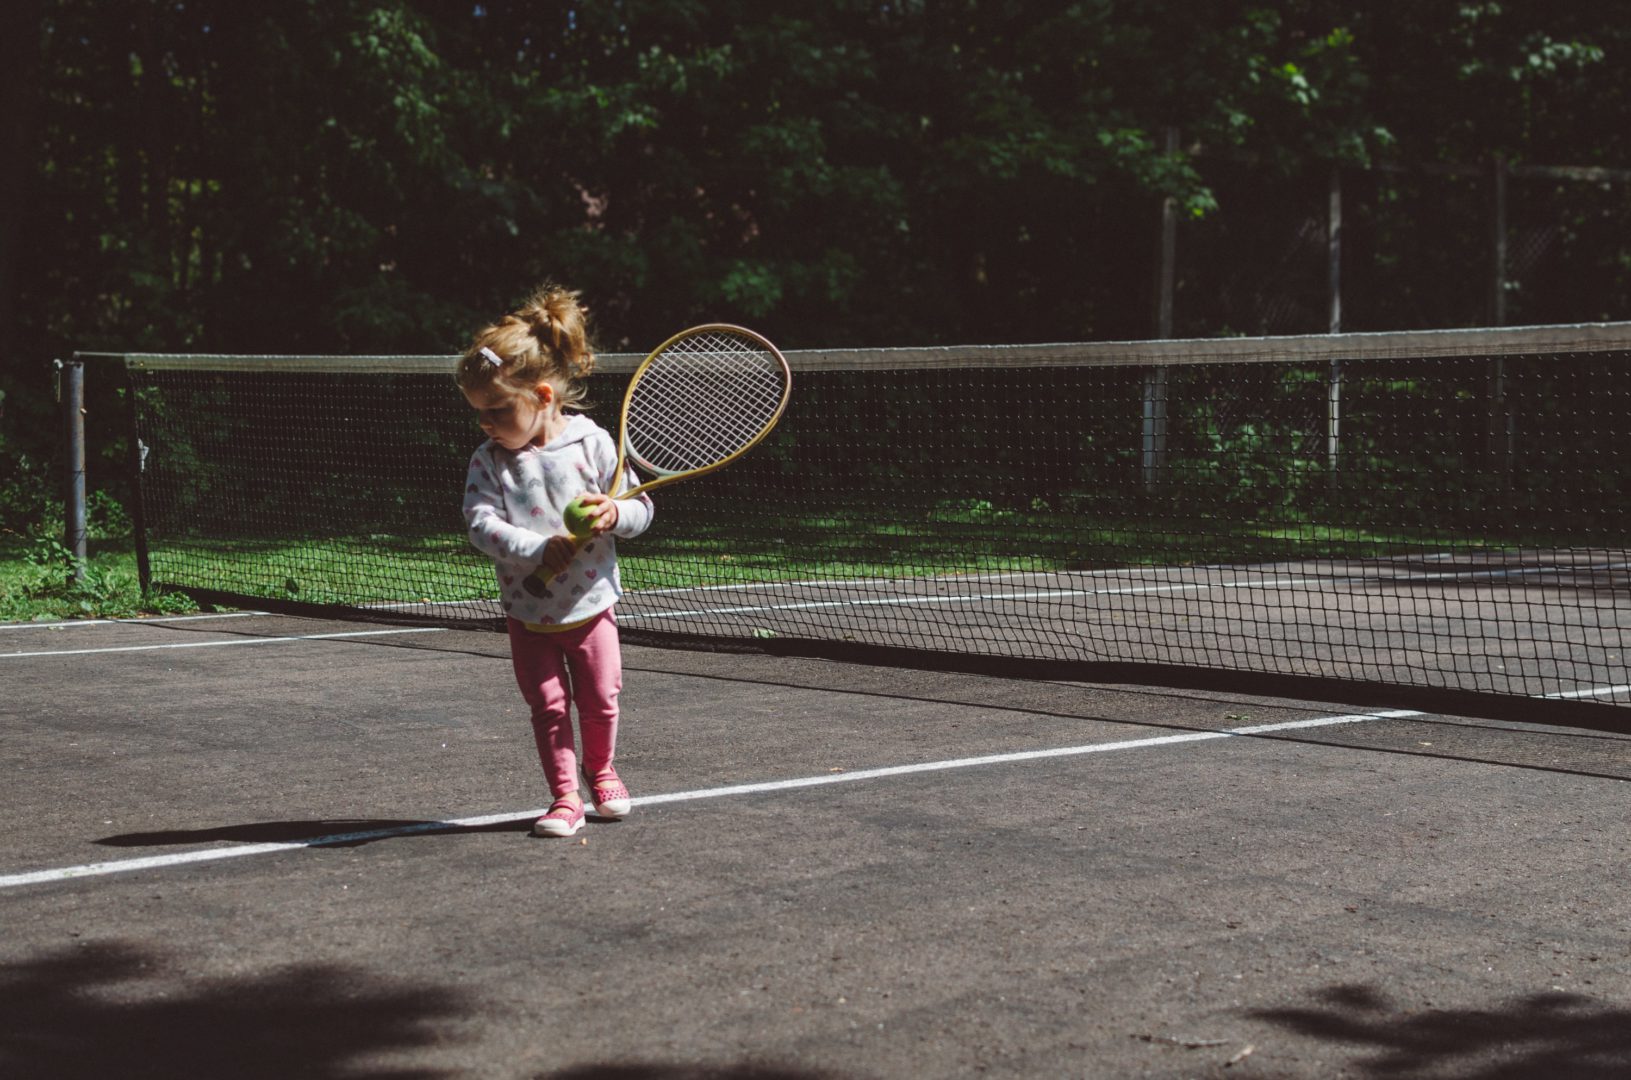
[456, 284, 595, 410]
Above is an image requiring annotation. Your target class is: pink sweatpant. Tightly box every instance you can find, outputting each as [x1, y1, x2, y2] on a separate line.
[506, 609, 622, 798]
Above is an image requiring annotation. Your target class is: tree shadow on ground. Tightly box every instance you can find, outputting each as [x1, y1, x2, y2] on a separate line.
[1249, 983, 1631, 1078]
[0, 940, 470, 1079]
[541, 1066, 853, 1080]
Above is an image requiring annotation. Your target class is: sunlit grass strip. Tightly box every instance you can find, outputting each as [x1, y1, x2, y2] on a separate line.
[135, 512, 1510, 611]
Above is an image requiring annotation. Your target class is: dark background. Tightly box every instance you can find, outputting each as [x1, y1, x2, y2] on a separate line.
[4, 1, 1631, 529]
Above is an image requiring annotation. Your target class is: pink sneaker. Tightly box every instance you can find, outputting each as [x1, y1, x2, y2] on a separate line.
[532, 798, 585, 837]
[585, 768, 632, 819]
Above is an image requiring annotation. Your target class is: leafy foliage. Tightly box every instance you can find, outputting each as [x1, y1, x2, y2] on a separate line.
[2, 1, 1629, 578]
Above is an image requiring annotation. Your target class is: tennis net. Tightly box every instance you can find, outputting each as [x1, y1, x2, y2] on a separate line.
[103, 323, 1631, 721]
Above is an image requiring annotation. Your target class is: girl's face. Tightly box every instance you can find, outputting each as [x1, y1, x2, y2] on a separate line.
[462, 382, 559, 451]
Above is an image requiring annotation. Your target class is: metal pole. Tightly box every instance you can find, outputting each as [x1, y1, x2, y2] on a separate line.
[1489, 153, 1513, 486]
[1490, 152, 1508, 327]
[1145, 126, 1178, 494]
[1327, 165, 1342, 335]
[1142, 367, 1168, 493]
[120, 361, 153, 596]
[1327, 166, 1343, 484]
[1155, 126, 1179, 339]
[58, 358, 87, 583]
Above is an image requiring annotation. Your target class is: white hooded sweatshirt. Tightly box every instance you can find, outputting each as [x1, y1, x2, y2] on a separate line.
[463, 413, 653, 628]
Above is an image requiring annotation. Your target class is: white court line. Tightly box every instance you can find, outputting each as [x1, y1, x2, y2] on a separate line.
[635, 568, 1048, 596]
[22, 552, 1613, 628]
[622, 577, 1323, 622]
[1546, 683, 1631, 702]
[358, 552, 1631, 616]
[621, 561, 1631, 623]
[632, 552, 1631, 601]
[0, 708, 1417, 891]
[0, 626, 448, 659]
[0, 611, 269, 632]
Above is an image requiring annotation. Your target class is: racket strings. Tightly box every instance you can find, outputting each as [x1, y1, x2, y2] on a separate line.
[625, 331, 788, 476]
[630, 374, 780, 471]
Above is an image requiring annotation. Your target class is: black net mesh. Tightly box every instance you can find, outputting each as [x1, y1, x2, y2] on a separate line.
[123, 332, 1631, 713]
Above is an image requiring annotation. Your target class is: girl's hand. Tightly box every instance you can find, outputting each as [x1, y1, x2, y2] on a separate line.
[574, 492, 620, 535]
[539, 495, 619, 575]
[538, 534, 577, 576]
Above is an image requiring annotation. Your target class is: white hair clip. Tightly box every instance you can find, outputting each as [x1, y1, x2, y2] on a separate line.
[479, 346, 504, 367]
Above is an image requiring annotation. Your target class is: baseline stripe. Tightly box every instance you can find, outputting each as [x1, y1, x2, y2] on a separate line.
[620, 560, 1631, 623]
[1545, 683, 1631, 701]
[634, 709, 1419, 804]
[0, 709, 1415, 891]
[0, 626, 448, 659]
[0, 612, 268, 633]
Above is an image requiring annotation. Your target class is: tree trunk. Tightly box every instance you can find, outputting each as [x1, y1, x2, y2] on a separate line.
[0, 0, 47, 370]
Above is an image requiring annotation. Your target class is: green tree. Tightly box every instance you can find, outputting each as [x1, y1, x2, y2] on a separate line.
[5, 1, 1629, 531]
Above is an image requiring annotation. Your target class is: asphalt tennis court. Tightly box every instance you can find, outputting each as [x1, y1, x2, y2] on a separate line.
[4, 610, 1630, 1079]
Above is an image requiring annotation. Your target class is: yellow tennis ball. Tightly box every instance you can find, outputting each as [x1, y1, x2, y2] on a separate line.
[563, 496, 596, 539]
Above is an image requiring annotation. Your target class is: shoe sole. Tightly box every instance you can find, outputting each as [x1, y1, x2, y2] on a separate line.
[532, 815, 585, 837]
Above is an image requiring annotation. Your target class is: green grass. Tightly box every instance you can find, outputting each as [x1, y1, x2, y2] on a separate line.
[164, 517, 1489, 601]
[2, 500, 1548, 625]
[0, 534, 198, 623]
[142, 534, 494, 609]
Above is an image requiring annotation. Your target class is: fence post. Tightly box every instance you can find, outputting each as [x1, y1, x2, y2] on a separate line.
[1490, 152, 1508, 327]
[1327, 165, 1344, 486]
[1488, 153, 1513, 486]
[57, 358, 87, 583]
[1327, 165, 1342, 335]
[119, 360, 153, 596]
[1144, 126, 1178, 495]
[1154, 126, 1179, 340]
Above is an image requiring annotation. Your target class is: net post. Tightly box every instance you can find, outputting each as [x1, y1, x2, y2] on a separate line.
[1486, 154, 1513, 487]
[1489, 152, 1508, 327]
[1326, 358, 1343, 485]
[1154, 126, 1179, 339]
[1141, 367, 1168, 493]
[116, 357, 153, 596]
[1327, 165, 1342, 335]
[1326, 166, 1343, 489]
[1145, 126, 1179, 494]
[56, 358, 87, 584]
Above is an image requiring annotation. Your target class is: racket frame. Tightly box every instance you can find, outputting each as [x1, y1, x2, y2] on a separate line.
[606, 323, 791, 500]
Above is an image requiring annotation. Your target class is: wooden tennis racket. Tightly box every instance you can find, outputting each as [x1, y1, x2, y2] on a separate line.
[565, 324, 791, 541]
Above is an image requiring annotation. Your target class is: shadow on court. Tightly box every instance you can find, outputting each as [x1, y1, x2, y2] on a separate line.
[540, 1066, 854, 1079]
[0, 942, 863, 1080]
[95, 819, 535, 849]
[1249, 983, 1631, 1079]
[0, 941, 470, 1079]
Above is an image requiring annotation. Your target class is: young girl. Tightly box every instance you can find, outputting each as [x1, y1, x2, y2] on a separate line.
[456, 285, 653, 838]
